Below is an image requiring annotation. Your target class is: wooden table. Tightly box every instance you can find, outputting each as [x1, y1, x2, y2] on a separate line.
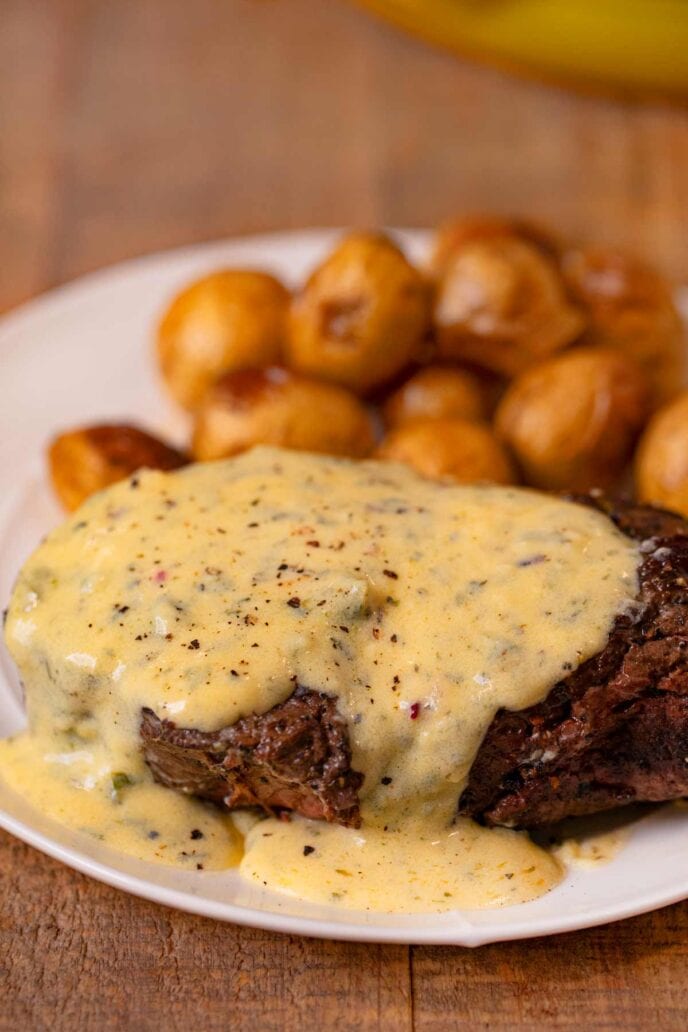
[2, 2, 688, 1028]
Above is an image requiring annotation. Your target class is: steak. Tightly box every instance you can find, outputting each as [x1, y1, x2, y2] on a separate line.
[140, 498, 688, 829]
[140, 685, 363, 827]
[459, 497, 688, 826]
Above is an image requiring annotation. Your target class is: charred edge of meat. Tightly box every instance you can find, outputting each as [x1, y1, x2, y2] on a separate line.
[459, 499, 688, 827]
[140, 685, 363, 828]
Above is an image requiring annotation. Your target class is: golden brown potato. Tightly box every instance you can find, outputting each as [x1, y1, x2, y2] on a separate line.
[495, 346, 648, 492]
[562, 247, 685, 407]
[157, 270, 289, 410]
[376, 418, 517, 485]
[635, 392, 688, 515]
[433, 238, 585, 383]
[49, 425, 188, 512]
[433, 237, 585, 378]
[192, 366, 376, 460]
[286, 233, 430, 394]
[431, 214, 559, 275]
[382, 365, 486, 427]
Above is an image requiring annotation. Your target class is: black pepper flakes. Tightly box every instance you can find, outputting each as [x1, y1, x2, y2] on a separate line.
[303, 845, 315, 856]
[517, 554, 549, 568]
[188, 639, 200, 650]
[287, 597, 301, 609]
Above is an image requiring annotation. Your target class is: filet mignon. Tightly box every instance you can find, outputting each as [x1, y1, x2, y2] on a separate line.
[140, 498, 688, 829]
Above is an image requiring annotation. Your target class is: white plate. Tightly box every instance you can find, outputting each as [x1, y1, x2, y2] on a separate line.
[1, 229, 688, 946]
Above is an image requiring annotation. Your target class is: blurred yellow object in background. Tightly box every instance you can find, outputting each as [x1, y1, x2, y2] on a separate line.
[356, 0, 688, 96]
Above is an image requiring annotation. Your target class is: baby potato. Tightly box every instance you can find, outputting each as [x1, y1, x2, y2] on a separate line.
[562, 247, 685, 407]
[157, 270, 289, 410]
[192, 366, 376, 460]
[49, 424, 188, 512]
[431, 214, 559, 275]
[434, 237, 585, 378]
[382, 365, 486, 427]
[495, 346, 648, 492]
[376, 418, 517, 485]
[286, 232, 430, 394]
[635, 392, 688, 516]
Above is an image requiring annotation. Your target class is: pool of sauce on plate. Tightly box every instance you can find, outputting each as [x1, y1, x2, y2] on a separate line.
[0, 448, 640, 910]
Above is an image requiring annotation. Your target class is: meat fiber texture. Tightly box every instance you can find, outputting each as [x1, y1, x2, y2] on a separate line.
[141, 687, 363, 827]
[141, 499, 688, 829]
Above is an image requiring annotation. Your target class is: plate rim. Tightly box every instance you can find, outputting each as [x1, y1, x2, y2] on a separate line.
[1, 798, 687, 946]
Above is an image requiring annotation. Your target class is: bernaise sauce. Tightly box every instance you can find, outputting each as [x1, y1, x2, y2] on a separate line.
[0, 448, 640, 910]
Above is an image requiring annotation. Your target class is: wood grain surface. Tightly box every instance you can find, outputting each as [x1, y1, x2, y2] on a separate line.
[1, 1, 688, 1029]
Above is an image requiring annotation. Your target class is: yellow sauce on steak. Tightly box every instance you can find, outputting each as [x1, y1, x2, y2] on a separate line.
[0, 448, 640, 911]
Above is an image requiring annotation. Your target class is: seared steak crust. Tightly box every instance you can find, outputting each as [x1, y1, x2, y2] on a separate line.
[459, 498, 688, 826]
[140, 498, 688, 830]
[140, 686, 363, 827]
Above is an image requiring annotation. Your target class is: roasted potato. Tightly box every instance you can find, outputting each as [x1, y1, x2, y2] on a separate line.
[495, 346, 648, 491]
[382, 365, 486, 427]
[286, 233, 430, 394]
[635, 391, 688, 516]
[157, 270, 289, 410]
[431, 214, 559, 275]
[49, 424, 188, 512]
[192, 366, 376, 460]
[433, 237, 585, 378]
[376, 418, 517, 485]
[562, 247, 685, 407]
